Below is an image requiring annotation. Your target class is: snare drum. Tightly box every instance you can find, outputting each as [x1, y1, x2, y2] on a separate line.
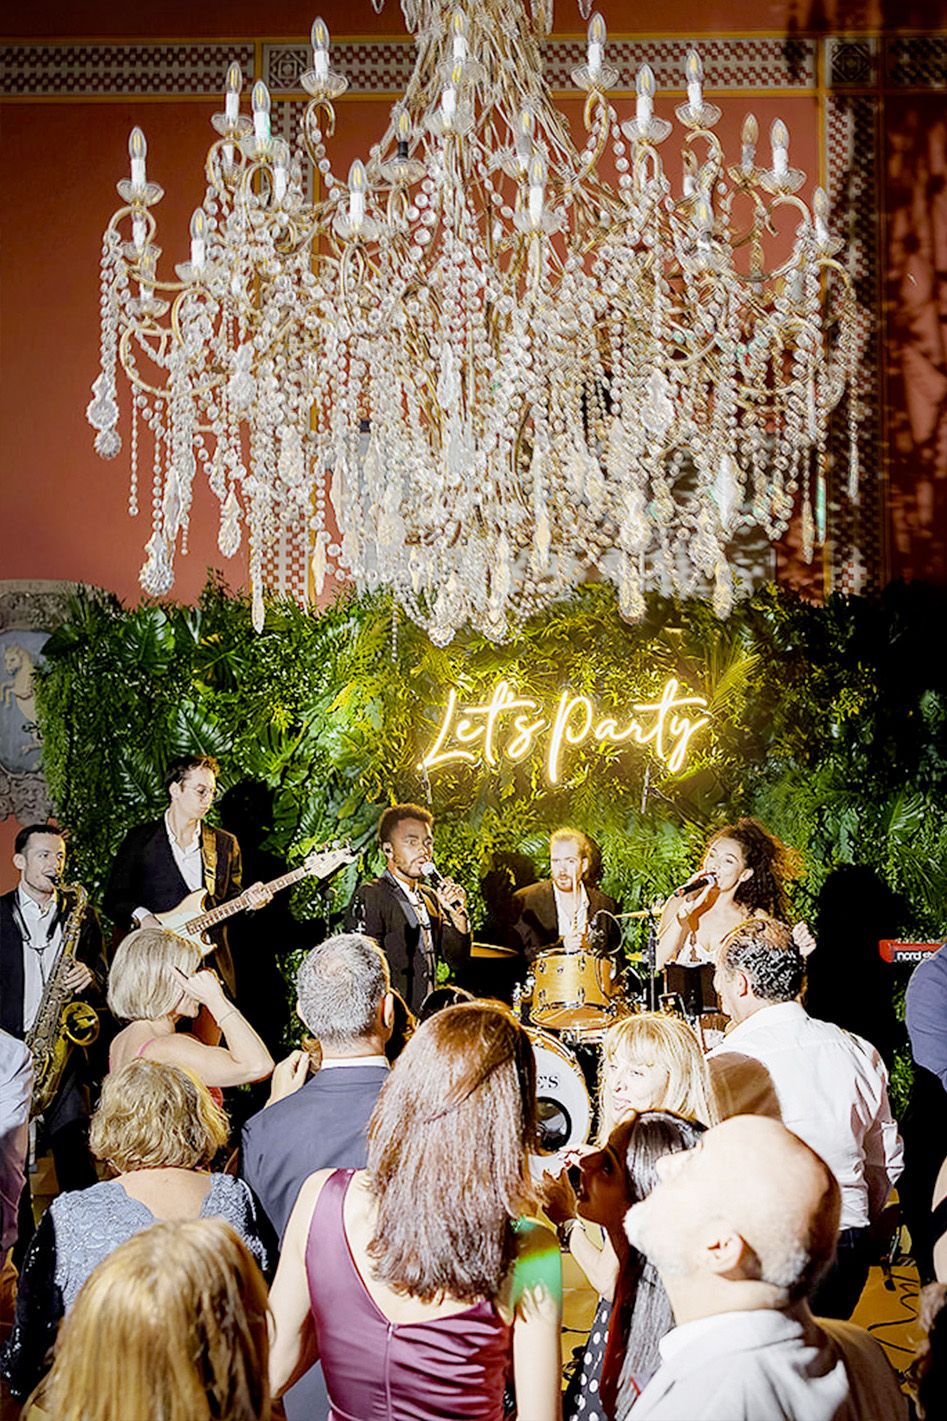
[524, 1025, 591, 1159]
[531, 948, 620, 1029]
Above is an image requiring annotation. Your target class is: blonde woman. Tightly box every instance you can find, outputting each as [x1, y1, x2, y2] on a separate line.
[1, 1060, 271, 1401]
[543, 1012, 716, 1421]
[107, 927, 273, 1095]
[32, 1218, 270, 1421]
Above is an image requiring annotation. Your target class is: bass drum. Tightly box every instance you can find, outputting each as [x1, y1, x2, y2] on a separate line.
[524, 1026, 591, 1175]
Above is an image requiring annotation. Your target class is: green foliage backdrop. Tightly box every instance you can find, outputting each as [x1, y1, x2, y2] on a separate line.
[32, 576, 947, 954]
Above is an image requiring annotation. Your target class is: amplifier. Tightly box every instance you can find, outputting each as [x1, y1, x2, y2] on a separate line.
[879, 940, 944, 965]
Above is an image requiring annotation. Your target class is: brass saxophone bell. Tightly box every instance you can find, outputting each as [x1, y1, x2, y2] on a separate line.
[62, 1000, 100, 1048]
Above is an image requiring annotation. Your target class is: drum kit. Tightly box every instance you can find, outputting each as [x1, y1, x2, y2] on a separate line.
[471, 936, 649, 1166]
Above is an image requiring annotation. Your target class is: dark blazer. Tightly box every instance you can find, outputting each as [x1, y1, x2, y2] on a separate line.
[103, 819, 242, 991]
[344, 875, 471, 1013]
[240, 1063, 390, 1421]
[507, 879, 620, 961]
[0, 890, 107, 1042]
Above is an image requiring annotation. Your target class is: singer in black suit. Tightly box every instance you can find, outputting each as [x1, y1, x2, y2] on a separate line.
[103, 755, 271, 996]
[506, 827, 620, 962]
[343, 804, 471, 1014]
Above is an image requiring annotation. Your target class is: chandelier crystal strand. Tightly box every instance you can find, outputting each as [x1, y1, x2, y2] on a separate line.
[89, 1, 857, 640]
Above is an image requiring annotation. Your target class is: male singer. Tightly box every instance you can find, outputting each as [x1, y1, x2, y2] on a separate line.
[507, 826, 619, 961]
[344, 804, 471, 1013]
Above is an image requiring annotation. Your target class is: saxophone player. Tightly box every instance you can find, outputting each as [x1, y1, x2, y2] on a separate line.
[0, 826, 106, 1203]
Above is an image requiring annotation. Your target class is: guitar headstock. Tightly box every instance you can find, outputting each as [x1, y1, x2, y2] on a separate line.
[302, 841, 358, 881]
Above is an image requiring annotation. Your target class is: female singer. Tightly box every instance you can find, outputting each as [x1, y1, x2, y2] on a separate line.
[655, 818, 804, 1012]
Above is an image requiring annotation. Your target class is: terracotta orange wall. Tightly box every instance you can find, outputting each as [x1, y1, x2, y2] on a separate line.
[2, 3, 946, 878]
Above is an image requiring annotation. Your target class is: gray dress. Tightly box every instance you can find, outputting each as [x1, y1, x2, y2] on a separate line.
[1, 1174, 271, 1400]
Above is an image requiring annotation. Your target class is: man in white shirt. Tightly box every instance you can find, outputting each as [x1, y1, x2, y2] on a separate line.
[103, 755, 271, 999]
[0, 825, 105, 1201]
[707, 916, 903, 1319]
[622, 1115, 906, 1420]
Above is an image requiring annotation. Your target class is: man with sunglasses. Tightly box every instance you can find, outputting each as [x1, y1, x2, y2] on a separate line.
[104, 755, 269, 995]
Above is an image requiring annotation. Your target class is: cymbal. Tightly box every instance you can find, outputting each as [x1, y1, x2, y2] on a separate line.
[471, 942, 519, 959]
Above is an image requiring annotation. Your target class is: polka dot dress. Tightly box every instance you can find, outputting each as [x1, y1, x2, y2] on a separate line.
[564, 1295, 611, 1421]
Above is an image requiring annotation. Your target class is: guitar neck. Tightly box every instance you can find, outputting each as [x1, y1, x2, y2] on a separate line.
[186, 864, 308, 934]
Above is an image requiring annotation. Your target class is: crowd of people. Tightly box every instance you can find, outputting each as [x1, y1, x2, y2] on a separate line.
[0, 767, 946, 1418]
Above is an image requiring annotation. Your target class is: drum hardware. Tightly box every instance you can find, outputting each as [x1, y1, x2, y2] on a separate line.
[531, 948, 621, 1029]
[469, 941, 519, 959]
[524, 1025, 591, 1176]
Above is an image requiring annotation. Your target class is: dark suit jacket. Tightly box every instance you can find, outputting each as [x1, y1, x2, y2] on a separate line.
[344, 875, 471, 1013]
[240, 1063, 389, 1421]
[103, 819, 242, 991]
[507, 880, 620, 961]
[0, 890, 107, 1042]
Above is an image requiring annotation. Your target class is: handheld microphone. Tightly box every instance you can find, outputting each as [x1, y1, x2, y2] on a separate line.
[672, 871, 715, 899]
[421, 861, 465, 912]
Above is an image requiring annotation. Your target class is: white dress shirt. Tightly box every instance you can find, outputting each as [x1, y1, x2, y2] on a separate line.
[16, 887, 64, 1034]
[553, 883, 588, 940]
[165, 810, 203, 892]
[632, 1306, 905, 1420]
[708, 1002, 903, 1229]
[0, 1029, 32, 1253]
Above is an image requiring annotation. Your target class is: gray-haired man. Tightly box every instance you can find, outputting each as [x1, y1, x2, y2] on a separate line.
[241, 932, 393, 1421]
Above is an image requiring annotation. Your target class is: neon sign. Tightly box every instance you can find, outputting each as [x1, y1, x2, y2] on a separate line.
[420, 677, 710, 785]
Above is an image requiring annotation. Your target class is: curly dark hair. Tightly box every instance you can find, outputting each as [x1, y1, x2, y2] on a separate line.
[710, 818, 802, 919]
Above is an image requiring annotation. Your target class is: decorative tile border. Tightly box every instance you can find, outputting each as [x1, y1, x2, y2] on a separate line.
[0, 43, 255, 99]
[263, 36, 818, 96]
[825, 37, 878, 90]
[885, 36, 947, 88]
[825, 94, 883, 593]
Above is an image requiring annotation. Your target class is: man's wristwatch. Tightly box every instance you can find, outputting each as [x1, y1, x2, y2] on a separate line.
[556, 1217, 578, 1247]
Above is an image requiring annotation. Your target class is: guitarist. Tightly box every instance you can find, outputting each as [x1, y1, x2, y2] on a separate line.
[103, 755, 271, 998]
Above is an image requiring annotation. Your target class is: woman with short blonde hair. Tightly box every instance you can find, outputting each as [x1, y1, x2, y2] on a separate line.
[1, 1062, 271, 1403]
[597, 1012, 718, 1141]
[34, 1219, 270, 1421]
[90, 1056, 228, 1172]
[107, 927, 273, 1092]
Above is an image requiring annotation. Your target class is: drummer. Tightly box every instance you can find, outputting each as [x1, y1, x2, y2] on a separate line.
[506, 827, 621, 965]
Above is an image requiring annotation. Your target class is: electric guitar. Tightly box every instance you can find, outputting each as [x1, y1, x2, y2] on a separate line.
[154, 842, 356, 954]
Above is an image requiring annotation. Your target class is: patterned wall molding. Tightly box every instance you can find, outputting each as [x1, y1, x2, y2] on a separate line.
[885, 36, 947, 89]
[825, 37, 878, 91]
[0, 43, 256, 99]
[824, 94, 884, 593]
[262, 36, 818, 96]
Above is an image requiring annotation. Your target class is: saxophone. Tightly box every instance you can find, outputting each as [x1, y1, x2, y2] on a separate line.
[26, 883, 100, 1118]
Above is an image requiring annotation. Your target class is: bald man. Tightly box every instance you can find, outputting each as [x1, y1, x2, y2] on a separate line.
[622, 1118, 905, 1420]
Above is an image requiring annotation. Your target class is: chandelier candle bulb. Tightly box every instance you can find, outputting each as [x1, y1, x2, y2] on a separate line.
[441, 68, 460, 125]
[396, 108, 412, 157]
[128, 127, 147, 189]
[685, 49, 703, 113]
[451, 9, 469, 63]
[273, 146, 288, 203]
[189, 209, 206, 271]
[225, 62, 242, 122]
[741, 113, 758, 172]
[132, 215, 146, 252]
[771, 118, 789, 178]
[348, 160, 367, 228]
[587, 12, 606, 80]
[813, 185, 829, 243]
[311, 18, 330, 81]
[528, 152, 546, 226]
[252, 82, 271, 145]
[636, 64, 655, 128]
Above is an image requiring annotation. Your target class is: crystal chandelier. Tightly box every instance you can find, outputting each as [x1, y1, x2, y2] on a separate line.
[89, 1, 858, 643]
